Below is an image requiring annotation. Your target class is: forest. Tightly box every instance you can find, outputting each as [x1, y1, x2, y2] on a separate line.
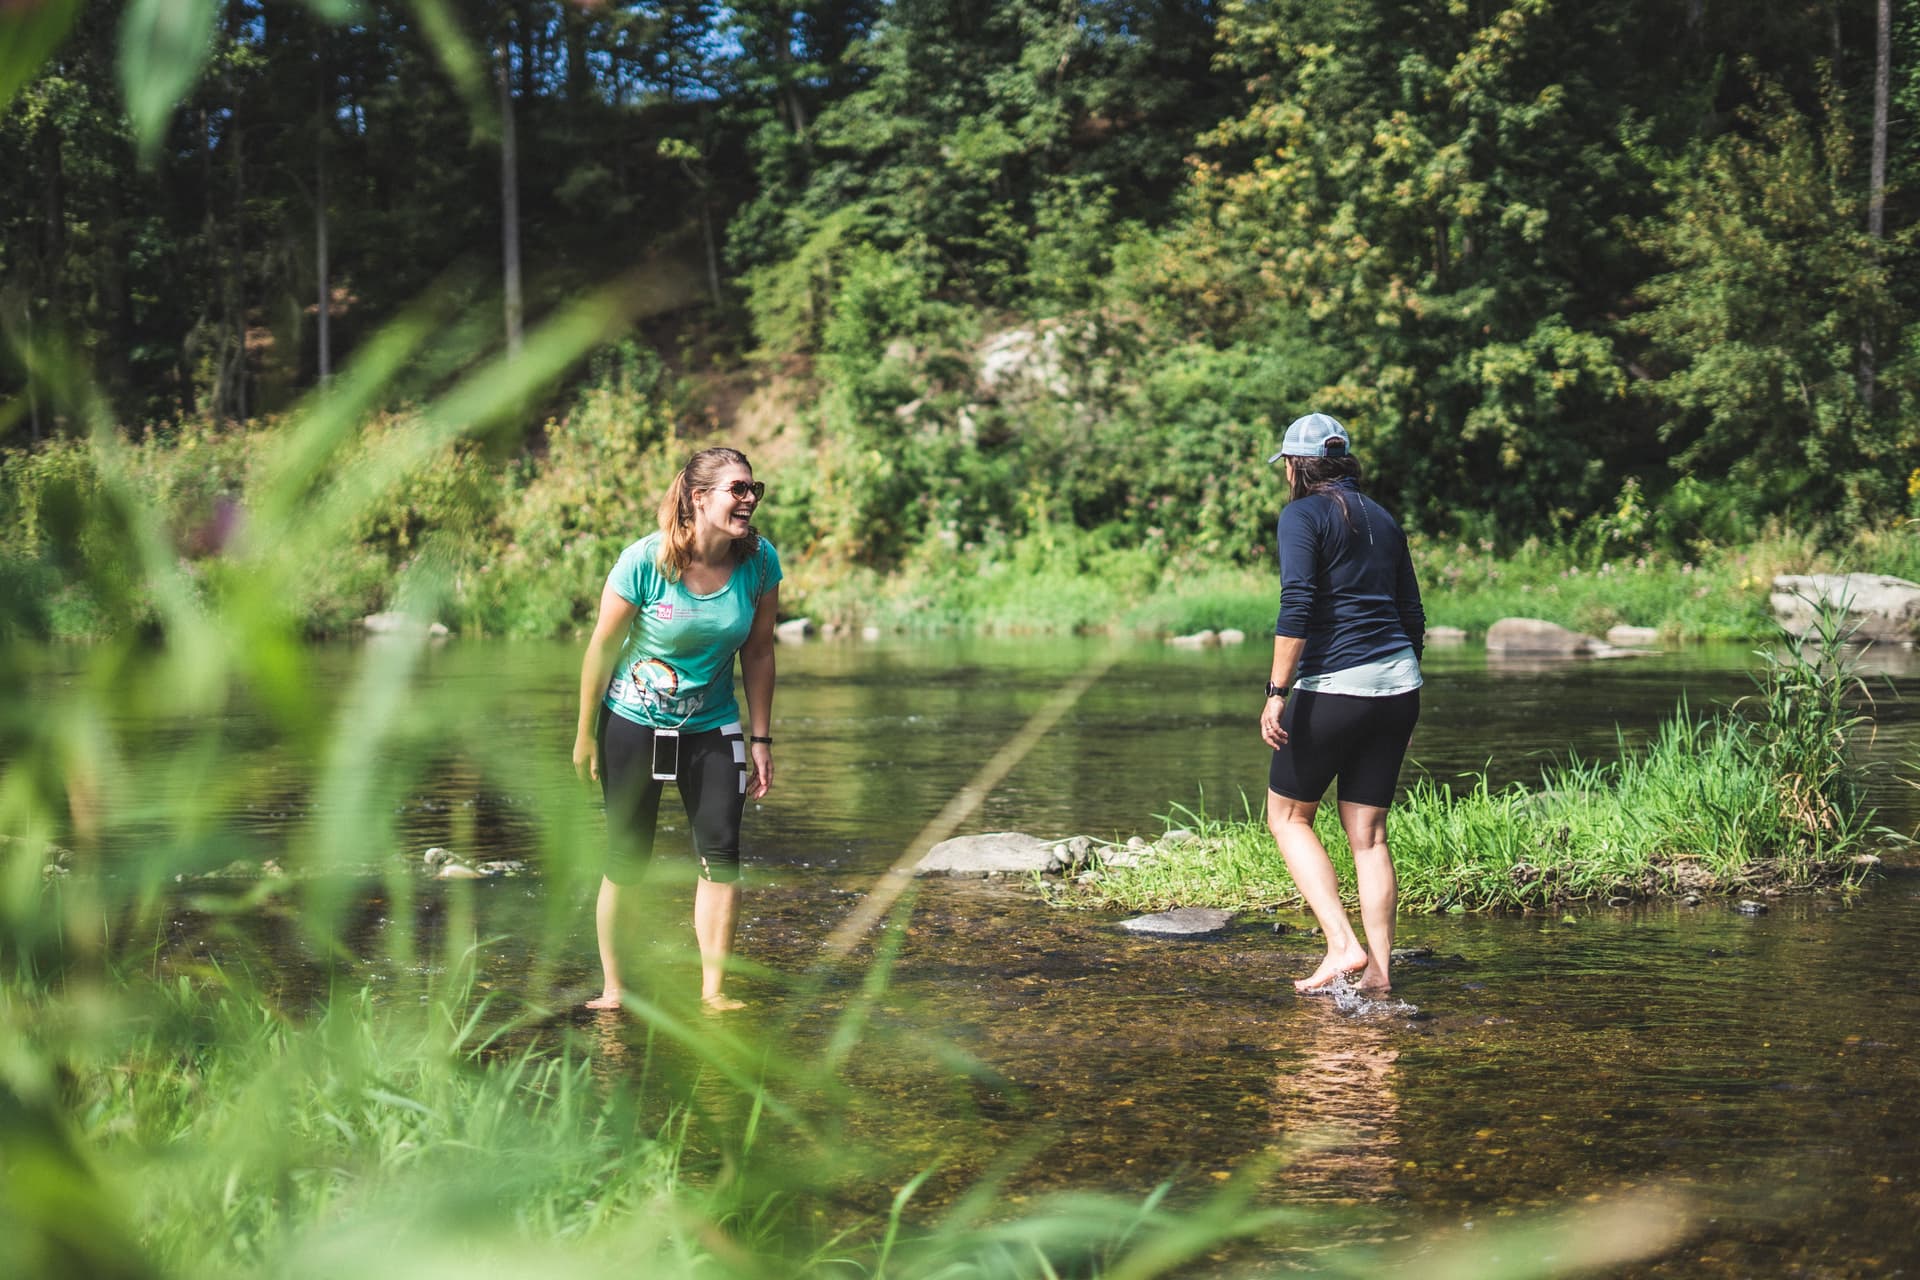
[3, 0, 1917, 636]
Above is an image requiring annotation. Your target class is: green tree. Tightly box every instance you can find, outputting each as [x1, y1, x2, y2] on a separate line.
[1630, 71, 1919, 523]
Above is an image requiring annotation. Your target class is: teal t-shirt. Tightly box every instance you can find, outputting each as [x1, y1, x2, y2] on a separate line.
[602, 532, 782, 732]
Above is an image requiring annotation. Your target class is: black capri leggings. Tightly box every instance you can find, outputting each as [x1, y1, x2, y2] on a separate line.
[1268, 687, 1421, 810]
[598, 712, 748, 885]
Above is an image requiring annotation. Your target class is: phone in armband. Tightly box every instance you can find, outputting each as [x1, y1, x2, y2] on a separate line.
[650, 728, 680, 781]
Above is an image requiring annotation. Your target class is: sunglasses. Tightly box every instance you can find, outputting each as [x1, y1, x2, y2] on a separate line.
[708, 480, 765, 502]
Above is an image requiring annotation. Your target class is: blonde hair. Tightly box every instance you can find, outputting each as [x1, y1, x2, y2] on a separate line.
[655, 446, 761, 581]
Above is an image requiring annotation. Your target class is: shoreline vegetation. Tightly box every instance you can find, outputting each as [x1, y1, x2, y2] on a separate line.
[3, 396, 1917, 647]
[1048, 614, 1899, 918]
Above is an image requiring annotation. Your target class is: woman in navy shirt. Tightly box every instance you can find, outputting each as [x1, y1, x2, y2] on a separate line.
[1259, 414, 1425, 995]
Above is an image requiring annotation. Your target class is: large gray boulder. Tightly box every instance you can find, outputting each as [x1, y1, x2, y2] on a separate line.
[914, 831, 1056, 877]
[1771, 574, 1920, 645]
[1486, 617, 1604, 655]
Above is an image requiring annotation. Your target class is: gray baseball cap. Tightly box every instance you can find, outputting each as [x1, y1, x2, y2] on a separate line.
[1266, 413, 1350, 463]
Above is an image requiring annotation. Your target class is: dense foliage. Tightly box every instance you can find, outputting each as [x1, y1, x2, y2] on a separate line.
[3, 0, 1917, 630]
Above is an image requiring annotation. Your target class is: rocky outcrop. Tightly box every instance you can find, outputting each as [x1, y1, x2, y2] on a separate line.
[1771, 574, 1920, 645]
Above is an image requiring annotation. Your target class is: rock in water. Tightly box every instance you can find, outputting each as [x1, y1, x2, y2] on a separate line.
[1771, 573, 1920, 645]
[1119, 907, 1233, 936]
[1486, 617, 1603, 655]
[1605, 625, 1660, 647]
[913, 832, 1056, 877]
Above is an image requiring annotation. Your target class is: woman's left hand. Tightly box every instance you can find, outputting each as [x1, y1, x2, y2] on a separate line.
[1259, 695, 1288, 749]
[748, 741, 773, 799]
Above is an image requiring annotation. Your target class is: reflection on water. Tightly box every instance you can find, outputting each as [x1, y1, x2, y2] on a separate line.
[29, 634, 1920, 1275]
[1267, 1007, 1402, 1202]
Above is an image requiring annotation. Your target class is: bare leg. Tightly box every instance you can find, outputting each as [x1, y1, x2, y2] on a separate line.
[1268, 790, 1368, 991]
[694, 878, 743, 1011]
[1339, 801, 1397, 992]
[586, 876, 625, 1009]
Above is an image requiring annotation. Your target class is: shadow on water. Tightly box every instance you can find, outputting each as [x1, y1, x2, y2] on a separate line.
[34, 634, 1920, 1275]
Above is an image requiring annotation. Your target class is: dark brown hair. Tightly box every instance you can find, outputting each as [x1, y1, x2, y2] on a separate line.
[655, 446, 761, 581]
[1285, 454, 1365, 526]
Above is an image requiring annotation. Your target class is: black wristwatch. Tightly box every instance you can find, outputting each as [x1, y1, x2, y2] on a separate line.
[1265, 682, 1289, 699]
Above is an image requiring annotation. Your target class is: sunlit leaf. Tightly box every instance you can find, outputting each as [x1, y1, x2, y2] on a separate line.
[118, 0, 220, 163]
[406, 0, 494, 127]
[0, 0, 83, 112]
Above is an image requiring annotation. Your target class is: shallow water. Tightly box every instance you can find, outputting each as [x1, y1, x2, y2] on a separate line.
[42, 634, 1920, 1274]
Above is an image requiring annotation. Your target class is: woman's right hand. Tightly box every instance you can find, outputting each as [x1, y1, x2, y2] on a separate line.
[1260, 695, 1288, 749]
[573, 733, 599, 783]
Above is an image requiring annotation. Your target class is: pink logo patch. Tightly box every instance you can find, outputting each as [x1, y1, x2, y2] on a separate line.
[654, 603, 674, 621]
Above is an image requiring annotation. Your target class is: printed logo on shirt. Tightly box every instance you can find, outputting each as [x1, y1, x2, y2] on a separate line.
[608, 655, 704, 720]
[654, 602, 674, 621]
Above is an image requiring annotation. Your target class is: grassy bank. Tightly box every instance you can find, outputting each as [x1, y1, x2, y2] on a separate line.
[1049, 621, 1892, 915]
[785, 520, 1920, 644]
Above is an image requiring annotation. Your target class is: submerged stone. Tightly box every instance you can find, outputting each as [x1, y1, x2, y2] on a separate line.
[1119, 907, 1232, 936]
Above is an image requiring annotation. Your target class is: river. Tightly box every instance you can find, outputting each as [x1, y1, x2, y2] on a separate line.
[52, 634, 1920, 1275]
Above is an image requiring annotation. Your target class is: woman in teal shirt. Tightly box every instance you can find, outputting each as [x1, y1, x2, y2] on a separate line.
[573, 446, 781, 1013]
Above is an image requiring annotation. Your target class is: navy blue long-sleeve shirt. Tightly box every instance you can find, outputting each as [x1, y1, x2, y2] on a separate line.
[1274, 479, 1425, 678]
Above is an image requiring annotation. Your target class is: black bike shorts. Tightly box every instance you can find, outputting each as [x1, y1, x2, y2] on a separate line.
[598, 712, 748, 885]
[1268, 687, 1420, 810]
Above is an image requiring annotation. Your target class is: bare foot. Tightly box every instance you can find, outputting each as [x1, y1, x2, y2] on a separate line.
[1294, 943, 1369, 993]
[701, 993, 746, 1014]
[1356, 966, 1392, 995]
[585, 990, 623, 1011]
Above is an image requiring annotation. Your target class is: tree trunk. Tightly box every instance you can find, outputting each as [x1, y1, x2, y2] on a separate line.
[24, 304, 40, 441]
[701, 194, 722, 307]
[232, 113, 248, 421]
[498, 35, 524, 357]
[565, 3, 590, 103]
[1857, 0, 1890, 411]
[771, 6, 810, 137]
[316, 106, 331, 384]
[41, 119, 64, 332]
[1869, 0, 1889, 244]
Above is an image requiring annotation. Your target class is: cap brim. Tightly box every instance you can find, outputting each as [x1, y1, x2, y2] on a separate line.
[1266, 450, 1285, 464]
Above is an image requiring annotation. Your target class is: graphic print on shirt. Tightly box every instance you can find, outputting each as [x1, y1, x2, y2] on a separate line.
[608, 654, 704, 722]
